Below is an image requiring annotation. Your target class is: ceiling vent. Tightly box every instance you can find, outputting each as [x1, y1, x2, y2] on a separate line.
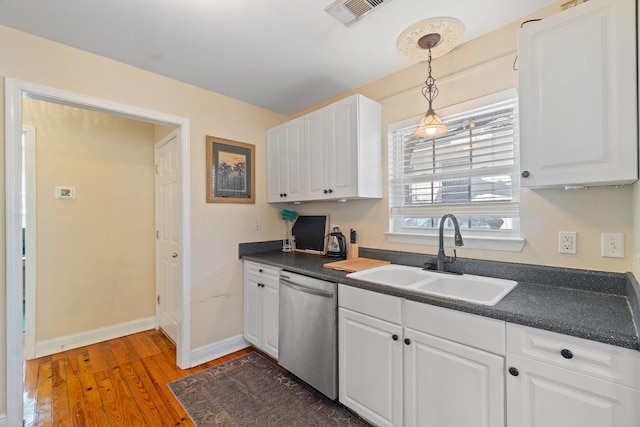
[325, 0, 393, 27]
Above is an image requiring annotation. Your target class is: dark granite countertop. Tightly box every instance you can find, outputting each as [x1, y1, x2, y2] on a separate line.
[242, 250, 640, 351]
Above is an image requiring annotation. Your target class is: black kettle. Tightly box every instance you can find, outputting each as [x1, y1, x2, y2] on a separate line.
[326, 227, 347, 258]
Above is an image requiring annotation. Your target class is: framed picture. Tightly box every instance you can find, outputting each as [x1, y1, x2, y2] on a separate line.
[206, 136, 255, 203]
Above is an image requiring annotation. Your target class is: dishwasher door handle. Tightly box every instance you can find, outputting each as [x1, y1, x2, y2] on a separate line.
[280, 278, 334, 298]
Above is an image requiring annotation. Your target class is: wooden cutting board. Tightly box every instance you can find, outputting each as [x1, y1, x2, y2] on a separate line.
[323, 257, 390, 273]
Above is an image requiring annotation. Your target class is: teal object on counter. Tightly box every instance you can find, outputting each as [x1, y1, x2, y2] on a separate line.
[281, 209, 297, 221]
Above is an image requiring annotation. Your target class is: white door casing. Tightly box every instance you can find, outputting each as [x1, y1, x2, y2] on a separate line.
[155, 132, 181, 343]
[22, 125, 37, 360]
[4, 78, 192, 426]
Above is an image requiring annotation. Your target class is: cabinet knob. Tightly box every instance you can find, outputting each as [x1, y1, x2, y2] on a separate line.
[259, 269, 263, 273]
[508, 367, 519, 377]
[560, 349, 574, 359]
[392, 334, 399, 341]
[521, 170, 530, 178]
[328, 189, 333, 194]
[258, 283, 265, 288]
[323, 189, 328, 194]
[404, 338, 411, 345]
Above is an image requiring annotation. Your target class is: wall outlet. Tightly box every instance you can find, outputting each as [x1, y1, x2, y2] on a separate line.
[253, 218, 261, 231]
[601, 233, 624, 258]
[559, 231, 577, 254]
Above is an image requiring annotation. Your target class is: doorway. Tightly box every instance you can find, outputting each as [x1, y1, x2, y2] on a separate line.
[5, 78, 192, 426]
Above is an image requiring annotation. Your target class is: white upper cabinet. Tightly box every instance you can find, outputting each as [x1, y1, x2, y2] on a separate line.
[267, 94, 382, 203]
[518, 0, 637, 188]
[266, 117, 306, 203]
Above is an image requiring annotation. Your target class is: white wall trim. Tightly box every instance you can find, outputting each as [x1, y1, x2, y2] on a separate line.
[0, 413, 7, 427]
[33, 317, 156, 359]
[385, 232, 526, 252]
[5, 78, 192, 426]
[190, 335, 250, 368]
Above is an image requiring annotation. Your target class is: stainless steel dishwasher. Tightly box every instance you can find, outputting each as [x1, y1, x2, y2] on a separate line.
[278, 271, 338, 400]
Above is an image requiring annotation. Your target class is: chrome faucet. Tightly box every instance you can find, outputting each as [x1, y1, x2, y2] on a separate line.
[426, 213, 464, 272]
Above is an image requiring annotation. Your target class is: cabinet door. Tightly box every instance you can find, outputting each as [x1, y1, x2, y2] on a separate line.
[518, 0, 637, 188]
[507, 353, 640, 427]
[305, 109, 331, 199]
[242, 273, 262, 347]
[404, 328, 505, 427]
[328, 96, 358, 198]
[338, 308, 403, 427]
[261, 281, 279, 359]
[266, 118, 306, 202]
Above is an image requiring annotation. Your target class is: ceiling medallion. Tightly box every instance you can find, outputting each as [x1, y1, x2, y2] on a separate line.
[396, 17, 465, 60]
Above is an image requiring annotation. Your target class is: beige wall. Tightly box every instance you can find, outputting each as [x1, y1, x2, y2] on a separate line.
[22, 98, 157, 341]
[289, 1, 635, 273]
[0, 24, 286, 413]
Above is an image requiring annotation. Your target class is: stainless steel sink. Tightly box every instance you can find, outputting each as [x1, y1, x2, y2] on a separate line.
[346, 264, 517, 306]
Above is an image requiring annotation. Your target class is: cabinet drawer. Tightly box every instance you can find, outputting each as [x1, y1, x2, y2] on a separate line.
[244, 261, 280, 283]
[338, 284, 402, 324]
[405, 301, 505, 355]
[506, 323, 640, 389]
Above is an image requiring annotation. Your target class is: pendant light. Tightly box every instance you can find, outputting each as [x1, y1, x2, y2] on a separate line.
[415, 33, 447, 137]
[396, 17, 465, 138]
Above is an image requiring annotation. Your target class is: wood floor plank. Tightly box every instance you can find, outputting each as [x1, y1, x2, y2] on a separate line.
[108, 366, 146, 426]
[24, 357, 40, 427]
[77, 352, 108, 427]
[131, 358, 183, 426]
[64, 352, 89, 427]
[127, 330, 160, 359]
[51, 358, 71, 426]
[109, 335, 140, 366]
[35, 361, 53, 427]
[149, 329, 174, 353]
[144, 356, 192, 424]
[87, 342, 118, 374]
[120, 361, 171, 426]
[95, 370, 126, 426]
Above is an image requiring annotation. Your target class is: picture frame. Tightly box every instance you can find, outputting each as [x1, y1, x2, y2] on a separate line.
[206, 136, 255, 203]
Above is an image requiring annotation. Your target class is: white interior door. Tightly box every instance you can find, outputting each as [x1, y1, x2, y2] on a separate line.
[155, 131, 181, 342]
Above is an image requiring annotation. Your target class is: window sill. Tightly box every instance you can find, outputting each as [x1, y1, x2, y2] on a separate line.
[384, 232, 525, 252]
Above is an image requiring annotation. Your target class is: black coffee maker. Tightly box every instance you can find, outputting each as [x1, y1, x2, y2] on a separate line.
[326, 226, 347, 258]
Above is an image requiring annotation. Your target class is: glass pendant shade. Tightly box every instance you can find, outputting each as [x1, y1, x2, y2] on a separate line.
[415, 108, 447, 137]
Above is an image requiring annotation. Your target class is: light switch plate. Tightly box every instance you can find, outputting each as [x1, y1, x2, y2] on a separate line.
[54, 186, 76, 199]
[601, 233, 624, 258]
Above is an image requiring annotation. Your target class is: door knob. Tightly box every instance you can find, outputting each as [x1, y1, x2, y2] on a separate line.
[172, 252, 178, 258]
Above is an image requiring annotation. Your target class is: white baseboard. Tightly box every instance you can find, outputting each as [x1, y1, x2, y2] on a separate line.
[190, 334, 250, 367]
[34, 316, 156, 358]
[0, 413, 6, 427]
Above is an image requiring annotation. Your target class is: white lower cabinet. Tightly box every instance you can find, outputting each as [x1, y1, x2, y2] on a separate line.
[404, 327, 504, 427]
[243, 261, 280, 359]
[339, 307, 403, 427]
[506, 323, 640, 427]
[338, 285, 505, 427]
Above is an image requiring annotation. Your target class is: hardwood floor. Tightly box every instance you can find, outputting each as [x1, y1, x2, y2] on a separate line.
[23, 329, 253, 426]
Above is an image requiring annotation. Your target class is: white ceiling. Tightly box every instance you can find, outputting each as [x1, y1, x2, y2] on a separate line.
[0, 0, 558, 115]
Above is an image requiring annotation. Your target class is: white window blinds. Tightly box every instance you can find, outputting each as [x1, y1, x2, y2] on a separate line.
[389, 96, 520, 231]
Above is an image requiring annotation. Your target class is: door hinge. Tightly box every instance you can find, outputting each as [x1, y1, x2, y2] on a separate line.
[157, 295, 160, 304]
[155, 164, 159, 174]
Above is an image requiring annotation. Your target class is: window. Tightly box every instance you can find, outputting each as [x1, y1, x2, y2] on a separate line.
[388, 90, 522, 249]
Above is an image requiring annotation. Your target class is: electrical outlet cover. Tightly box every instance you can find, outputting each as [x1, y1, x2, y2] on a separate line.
[559, 231, 577, 254]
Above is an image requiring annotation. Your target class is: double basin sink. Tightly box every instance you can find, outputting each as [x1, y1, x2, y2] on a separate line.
[346, 264, 517, 306]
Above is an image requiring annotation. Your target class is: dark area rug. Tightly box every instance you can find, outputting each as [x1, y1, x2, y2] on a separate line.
[168, 351, 367, 426]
